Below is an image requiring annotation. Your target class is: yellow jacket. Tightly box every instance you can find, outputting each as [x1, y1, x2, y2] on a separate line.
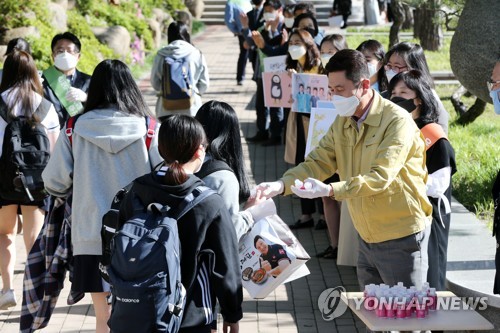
[281, 92, 432, 243]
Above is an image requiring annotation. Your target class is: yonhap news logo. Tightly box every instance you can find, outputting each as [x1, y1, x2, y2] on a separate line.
[318, 286, 348, 320]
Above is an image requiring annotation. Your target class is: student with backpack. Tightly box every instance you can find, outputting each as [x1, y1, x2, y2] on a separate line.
[195, 100, 262, 240]
[151, 21, 209, 119]
[42, 59, 162, 333]
[0, 50, 60, 310]
[114, 114, 242, 333]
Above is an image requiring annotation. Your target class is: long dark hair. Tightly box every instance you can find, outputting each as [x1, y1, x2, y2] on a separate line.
[0, 50, 43, 124]
[158, 115, 207, 185]
[286, 29, 320, 72]
[385, 42, 434, 88]
[195, 100, 250, 202]
[292, 12, 319, 37]
[356, 39, 386, 90]
[168, 21, 191, 44]
[83, 59, 152, 117]
[388, 70, 439, 129]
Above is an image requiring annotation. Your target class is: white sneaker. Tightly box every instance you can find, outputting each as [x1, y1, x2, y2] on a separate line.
[0, 289, 16, 310]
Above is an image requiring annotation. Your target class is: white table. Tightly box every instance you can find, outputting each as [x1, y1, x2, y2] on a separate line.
[341, 291, 494, 331]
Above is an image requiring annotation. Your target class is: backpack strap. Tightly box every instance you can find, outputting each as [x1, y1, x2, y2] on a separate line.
[420, 123, 448, 150]
[35, 98, 52, 121]
[195, 159, 233, 179]
[172, 186, 217, 220]
[65, 114, 82, 147]
[145, 116, 156, 150]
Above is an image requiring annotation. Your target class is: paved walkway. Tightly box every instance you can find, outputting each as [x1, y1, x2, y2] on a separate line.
[1, 25, 497, 332]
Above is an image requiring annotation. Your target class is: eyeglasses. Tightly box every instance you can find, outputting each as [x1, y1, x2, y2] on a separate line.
[54, 48, 79, 56]
[384, 64, 407, 73]
[487, 79, 500, 91]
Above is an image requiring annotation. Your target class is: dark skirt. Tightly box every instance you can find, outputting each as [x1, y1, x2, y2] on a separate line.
[0, 196, 48, 210]
[72, 255, 109, 293]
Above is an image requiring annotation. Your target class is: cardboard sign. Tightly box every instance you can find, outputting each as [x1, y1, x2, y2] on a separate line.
[262, 72, 293, 108]
[263, 55, 287, 73]
[305, 105, 339, 157]
[291, 73, 329, 113]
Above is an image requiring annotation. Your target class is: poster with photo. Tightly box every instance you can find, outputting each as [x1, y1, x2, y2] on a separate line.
[291, 73, 329, 113]
[305, 105, 339, 157]
[262, 72, 293, 108]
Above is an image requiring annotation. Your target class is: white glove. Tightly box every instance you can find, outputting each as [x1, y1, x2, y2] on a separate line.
[290, 177, 332, 199]
[255, 181, 284, 199]
[65, 87, 87, 102]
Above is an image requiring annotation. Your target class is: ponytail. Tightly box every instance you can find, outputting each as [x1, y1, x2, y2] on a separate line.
[164, 160, 188, 185]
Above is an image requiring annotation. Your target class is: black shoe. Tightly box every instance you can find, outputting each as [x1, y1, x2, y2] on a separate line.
[316, 245, 338, 259]
[289, 218, 314, 229]
[237, 80, 243, 86]
[261, 137, 281, 147]
[315, 218, 327, 230]
[246, 132, 269, 143]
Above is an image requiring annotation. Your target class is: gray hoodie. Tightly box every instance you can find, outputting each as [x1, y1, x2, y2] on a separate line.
[42, 108, 163, 256]
[151, 40, 209, 117]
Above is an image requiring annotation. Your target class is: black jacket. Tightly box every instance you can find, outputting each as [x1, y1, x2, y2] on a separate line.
[42, 69, 91, 128]
[118, 171, 243, 329]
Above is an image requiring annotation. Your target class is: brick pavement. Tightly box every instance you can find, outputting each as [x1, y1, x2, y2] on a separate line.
[0, 25, 363, 332]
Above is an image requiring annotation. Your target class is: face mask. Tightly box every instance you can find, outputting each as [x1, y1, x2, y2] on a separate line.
[367, 62, 378, 77]
[263, 12, 276, 21]
[284, 18, 294, 28]
[385, 69, 398, 83]
[390, 96, 416, 113]
[304, 27, 317, 37]
[288, 45, 307, 60]
[54, 52, 78, 71]
[332, 87, 361, 117]
[320, 54, 331, 67]
[490, 88, 500, 115]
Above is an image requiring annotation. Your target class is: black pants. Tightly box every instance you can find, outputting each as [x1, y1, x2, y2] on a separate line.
[427, 215, 450, 291]
[236, 35, 248, 82]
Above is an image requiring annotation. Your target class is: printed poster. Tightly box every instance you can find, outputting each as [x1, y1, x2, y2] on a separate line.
[262, 72, 293, 108]
[291, 73, 329, 113]
[305, 104, 338, 157]
[263, 55, 287, 73]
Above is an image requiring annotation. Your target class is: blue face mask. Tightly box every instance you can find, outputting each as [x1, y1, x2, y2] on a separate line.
[490, 88, 500, 115]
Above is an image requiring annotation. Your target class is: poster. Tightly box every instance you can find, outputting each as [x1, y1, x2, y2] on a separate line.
[291, 73, 329, 113]
[262, 72, 293, 108]
[305, 105, 338, 157]
[263, 55, 287, 73]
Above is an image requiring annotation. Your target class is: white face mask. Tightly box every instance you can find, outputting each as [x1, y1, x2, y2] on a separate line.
[367, 62, 378, 77]
[385, 69, 398, 83]
[263, 12, 276, 21]
[288, 45, 306, 60]
[54, 52, 78, 71]
[284, 18, 294, 28]
[331, 86, 361, 117]
[320, 54, 332, 68]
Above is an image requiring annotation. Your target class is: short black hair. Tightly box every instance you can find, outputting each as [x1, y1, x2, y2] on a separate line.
[385, 42, 433, 87]
[292, 12, 319, 37]
[254, 235, 265, 248]
[325, 49, 370, 84]
[293, 1, 315, 16]
[51, 32, 82, 52]
[263, 0, 282, 10]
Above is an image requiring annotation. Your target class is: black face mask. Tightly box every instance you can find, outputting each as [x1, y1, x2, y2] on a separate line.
[304, 27, 317, 38]
[390, 96, 416, 113]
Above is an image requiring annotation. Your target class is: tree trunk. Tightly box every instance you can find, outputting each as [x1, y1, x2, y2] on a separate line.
[456, 98, 487, 125]
[413, 7, 420, 39]
[402, 3, 413, 30]
[417, 2, 443, 51]
[389, 0, 405, 49]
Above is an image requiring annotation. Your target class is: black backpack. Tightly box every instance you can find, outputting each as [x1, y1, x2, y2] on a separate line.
[103, 185, 215, 333]
[0, 97, 52, 202]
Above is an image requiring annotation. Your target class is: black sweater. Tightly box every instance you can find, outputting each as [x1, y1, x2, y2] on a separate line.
[119, 172, 243, 329]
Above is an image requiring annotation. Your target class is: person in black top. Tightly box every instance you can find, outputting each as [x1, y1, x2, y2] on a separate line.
[254, 235, 291, 277]
[493, 170, 500, 294]
[389, 70, 456, 291]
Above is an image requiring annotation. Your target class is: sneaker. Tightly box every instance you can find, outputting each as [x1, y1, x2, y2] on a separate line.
[0, 290, 16, 310]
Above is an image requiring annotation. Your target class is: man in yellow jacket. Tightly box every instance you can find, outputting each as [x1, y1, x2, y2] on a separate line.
[256, 49, 432, 289]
